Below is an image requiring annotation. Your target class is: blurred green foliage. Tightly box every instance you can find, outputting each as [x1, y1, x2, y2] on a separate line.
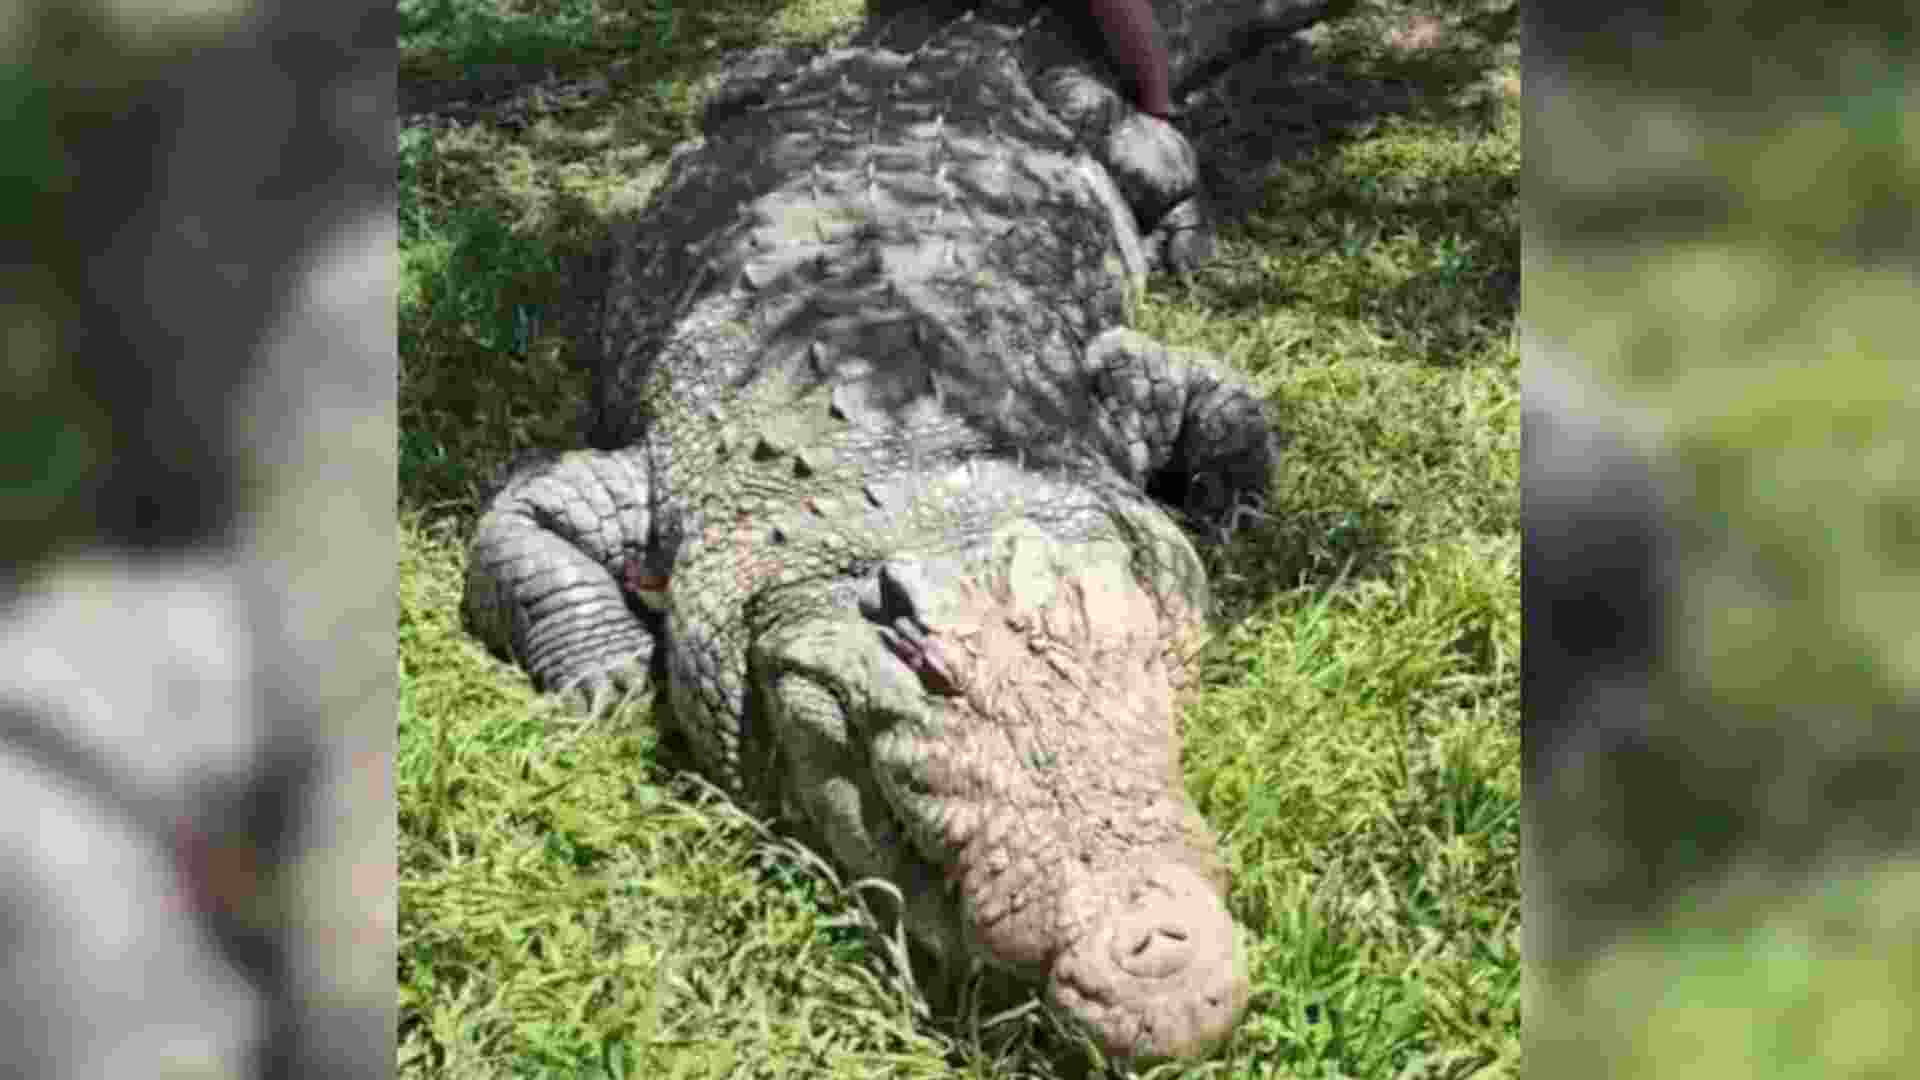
[1526, 5, 1920, 1077]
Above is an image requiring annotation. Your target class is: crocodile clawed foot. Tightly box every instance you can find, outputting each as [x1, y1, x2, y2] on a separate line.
[1144, 197, 1217, 273]
[553, 660, 652, 721]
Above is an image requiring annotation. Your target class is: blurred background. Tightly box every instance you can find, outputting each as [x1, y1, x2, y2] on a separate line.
[1523, 2, 1920, 1075]
[2, 2, 391, 1077]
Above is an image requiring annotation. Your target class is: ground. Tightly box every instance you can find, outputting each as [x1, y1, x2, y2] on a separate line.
[396, 1, 1519, 1075]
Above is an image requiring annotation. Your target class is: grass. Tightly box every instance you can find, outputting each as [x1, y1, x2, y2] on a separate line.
[398, 1, 1519, 1075]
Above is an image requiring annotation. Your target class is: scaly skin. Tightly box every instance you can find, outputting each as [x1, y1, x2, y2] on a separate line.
[466, 0, 1339, 1063]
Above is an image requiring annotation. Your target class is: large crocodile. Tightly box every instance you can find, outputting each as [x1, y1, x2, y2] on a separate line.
[464, 0, 1337, 1062]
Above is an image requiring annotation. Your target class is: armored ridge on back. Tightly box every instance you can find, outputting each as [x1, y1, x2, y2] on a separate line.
[464, 0, 1333, 1063]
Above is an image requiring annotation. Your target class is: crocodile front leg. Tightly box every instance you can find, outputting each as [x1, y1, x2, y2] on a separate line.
[1083, 326, 1278, 530]
[462, 448, 659, 703]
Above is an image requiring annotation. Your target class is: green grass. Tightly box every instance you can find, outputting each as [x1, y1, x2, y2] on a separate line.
[399, 1, 1519, 1076]
[1533, 858, 1920, 1079]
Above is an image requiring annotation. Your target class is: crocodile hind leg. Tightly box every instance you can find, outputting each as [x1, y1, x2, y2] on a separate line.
[462, 447, 660, 708]
[1031, 59, 1213, 271]
[1082, 326, 1278, 534]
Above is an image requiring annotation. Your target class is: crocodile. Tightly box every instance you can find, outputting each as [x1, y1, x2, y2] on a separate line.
[464, 0, 1337, 1062]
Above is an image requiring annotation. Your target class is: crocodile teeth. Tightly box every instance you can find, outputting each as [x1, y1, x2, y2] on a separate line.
[880, 619, 961, 697]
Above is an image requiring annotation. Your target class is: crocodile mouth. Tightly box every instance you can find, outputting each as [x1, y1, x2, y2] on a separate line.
[1045, 862, 1250, 1063]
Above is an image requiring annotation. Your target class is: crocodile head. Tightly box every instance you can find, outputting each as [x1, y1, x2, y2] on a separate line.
[754, 516, 1248, 1062]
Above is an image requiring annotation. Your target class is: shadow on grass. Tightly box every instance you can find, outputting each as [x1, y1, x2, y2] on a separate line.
[1193, 122, 1516, 346]
[1184, 0, 1516, 215]
[1198, 498, 1401, 630]
[400, 0, 831, 92]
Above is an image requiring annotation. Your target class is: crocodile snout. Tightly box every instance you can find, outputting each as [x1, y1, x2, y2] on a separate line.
[1048, 863, 1249, 1063]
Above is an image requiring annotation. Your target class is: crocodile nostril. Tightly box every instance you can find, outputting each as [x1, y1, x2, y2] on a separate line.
[1112, 924, 1193, 978]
